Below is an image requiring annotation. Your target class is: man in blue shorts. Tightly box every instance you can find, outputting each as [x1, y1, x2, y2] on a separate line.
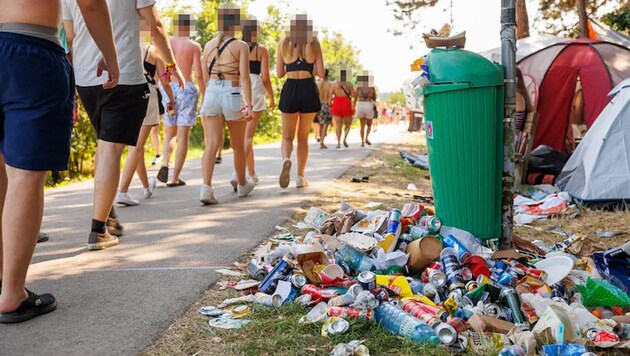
[0, 0, 119, 323]
[64, 0, 184, 251]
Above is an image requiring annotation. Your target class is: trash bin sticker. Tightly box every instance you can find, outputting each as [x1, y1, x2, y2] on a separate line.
[426, 121, 434, 139]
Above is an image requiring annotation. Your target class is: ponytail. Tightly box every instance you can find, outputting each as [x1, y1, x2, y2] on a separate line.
[214, 32, 225, 63]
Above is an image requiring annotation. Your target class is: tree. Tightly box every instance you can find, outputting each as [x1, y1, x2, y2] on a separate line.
[538, 0, 617, 38]
[516, 0, 530, 39]
[384, 91, 406, 105]
[320, 30, 362, 81]
[603, 6, 630, 33]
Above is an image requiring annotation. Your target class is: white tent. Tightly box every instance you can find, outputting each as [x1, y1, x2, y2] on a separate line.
[556, 78, 630, 203]
[477, 34, 567, 62]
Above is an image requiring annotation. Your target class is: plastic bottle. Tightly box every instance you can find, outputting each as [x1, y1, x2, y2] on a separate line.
[498, 345, 526, 356]
[374, 302, 440, 345]
[335, 245, 374, 273]
[439, 226, 482, 254]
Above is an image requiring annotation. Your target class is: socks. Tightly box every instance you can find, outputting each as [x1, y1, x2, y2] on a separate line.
[109, 207, 117, 219]
[91, 219, 106, 233]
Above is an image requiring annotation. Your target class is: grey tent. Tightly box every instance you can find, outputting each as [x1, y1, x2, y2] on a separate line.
[557, 78, 630, 204]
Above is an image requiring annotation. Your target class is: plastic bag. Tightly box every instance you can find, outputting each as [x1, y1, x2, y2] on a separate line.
[575, 277, 630, 308]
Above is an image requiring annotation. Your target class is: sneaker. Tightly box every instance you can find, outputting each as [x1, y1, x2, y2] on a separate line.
[237, 180, 255, 197]
[116, 192, 139, 206]
[87, 230, 119, 251]
[157, 165, 169, 183]
[106, 217, 124, 237]
[200, 185, 218, 205]
[249, 174, 260, 185]
[279, 158, 292, 189]
[230, 173, 238, 192]
[151, 155, 161, 166]
[144, 178, 157, 199]
[0, 289, 57, 324]
[296, 176, 309, 188]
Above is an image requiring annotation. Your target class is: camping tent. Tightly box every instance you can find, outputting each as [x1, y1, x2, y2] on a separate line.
[588, 18, 630, 49]
[478, 34, 567, 62]
[556, 78, 630, 204]
[518, 39, 630, 152]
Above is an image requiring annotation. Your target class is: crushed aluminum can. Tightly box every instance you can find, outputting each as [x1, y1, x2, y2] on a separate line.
[483, 303, 501, 318]
[326, 318, 350, 335]
[290, 274, 308, 290]
[247, 259, 267, 281]
[447, 288, 464, 304]
[461, 267, 473, 282]
[254, 292, 283, 307]
[357, 271, 377, 291]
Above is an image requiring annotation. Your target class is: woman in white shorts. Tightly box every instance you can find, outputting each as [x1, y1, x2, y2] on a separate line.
[116, 42, 175, 206]
[229, 18, 274, 190]
[354, 72, 377, 147]
[199, 6, 254, 204]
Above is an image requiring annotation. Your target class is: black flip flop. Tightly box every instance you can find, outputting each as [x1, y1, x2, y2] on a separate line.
[37, 232, 49, 243]
[166, 180, 186, 188]
[157, 166, 169, 183]
[0, 289, 57, 324]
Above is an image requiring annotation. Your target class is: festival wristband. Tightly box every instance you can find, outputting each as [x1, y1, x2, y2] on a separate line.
[165, 61, 177, 70]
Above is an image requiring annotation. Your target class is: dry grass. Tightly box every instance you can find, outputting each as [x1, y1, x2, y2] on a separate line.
[143, 130, 627, 356]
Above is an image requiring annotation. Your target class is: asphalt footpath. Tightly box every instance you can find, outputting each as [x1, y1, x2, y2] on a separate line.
[0, 125, 403, 355]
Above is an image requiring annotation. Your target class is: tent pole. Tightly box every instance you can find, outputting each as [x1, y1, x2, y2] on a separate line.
[500, 0, 517, 250]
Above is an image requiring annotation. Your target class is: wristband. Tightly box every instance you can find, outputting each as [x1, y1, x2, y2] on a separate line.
[165, 61, 177, 70]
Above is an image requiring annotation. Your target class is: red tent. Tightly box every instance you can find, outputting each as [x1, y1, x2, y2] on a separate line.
[517, 40, 630, 152]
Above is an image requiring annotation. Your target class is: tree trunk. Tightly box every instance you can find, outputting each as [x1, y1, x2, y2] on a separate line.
[516, 0, 530, 39]
[577, 0, 589, 38]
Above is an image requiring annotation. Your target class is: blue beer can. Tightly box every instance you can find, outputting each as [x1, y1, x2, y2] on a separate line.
[442, 234, 472, 263]
[259, 257, 295, 294]
[387, 209, 402, 236]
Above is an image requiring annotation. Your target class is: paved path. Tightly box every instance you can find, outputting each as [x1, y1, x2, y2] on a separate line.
[0, 125, 402, 355]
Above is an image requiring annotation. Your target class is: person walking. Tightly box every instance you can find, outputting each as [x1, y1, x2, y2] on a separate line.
[232, 18, 275, 189]
[157, 13, 204, 188]
[0, 0, 118, 323]
[116, 40, 176, 206]
[331, 69, 354, 149]
[199, 5, 254, 204]
[277, 14, 325, 189]
[354, 72, 377, 147]
[64, 0, 184, 251]
[316, 69, 333, 149]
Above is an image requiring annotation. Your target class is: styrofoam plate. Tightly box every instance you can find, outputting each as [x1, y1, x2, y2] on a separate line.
[534, 255, 575, 285]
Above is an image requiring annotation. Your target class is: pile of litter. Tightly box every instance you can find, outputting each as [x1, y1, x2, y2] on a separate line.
[200, 202, 630, 355]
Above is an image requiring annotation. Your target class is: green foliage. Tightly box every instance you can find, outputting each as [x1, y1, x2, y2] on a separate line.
[538, 0, 613, 38]
[603, 7, 630, 33]
[384, 91, 406, 105]
[321, 30, 363, 81]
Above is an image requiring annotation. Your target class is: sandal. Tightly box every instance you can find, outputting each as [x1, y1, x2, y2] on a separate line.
[157, 166, 169, 183]
[166, 180, 186, 187]
[0, 289, 57, 324]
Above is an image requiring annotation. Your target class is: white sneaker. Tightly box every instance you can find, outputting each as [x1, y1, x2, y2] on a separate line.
[237, 180, 255, 197]
[249, 174, 260, 185]
[230, 173, 238, 192]
[151, 155, 161, 166]
[279, 158, 292, 189]
[296, 176, 309, 189]
[144, 178, 157, 199]
[200, 185, 218, 205]
[116, 192, 140, 206]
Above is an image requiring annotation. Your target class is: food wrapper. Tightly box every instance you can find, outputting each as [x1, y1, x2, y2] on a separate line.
[532, 303, 580, 344]
[507, 329, 537, 356]
[459, 331, 510, 354]
[337, 232, 377, 252]
[297, 252, 329, 284]
[350, 211, 388, 234]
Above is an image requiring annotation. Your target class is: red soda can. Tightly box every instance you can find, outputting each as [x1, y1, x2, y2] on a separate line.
[421, 268, 447, 288]
[402, 300, 442, 328]
[327, 307, 373, 321]
[403, 300, 448, 321]
[370, 288, 390, 302]
[301, 284, 340, 302]
[435, 318, 470, 345]
[428, 262, 443, 270]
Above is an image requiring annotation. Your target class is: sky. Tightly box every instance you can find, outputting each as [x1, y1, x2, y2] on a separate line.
[161, 0, 543, 92]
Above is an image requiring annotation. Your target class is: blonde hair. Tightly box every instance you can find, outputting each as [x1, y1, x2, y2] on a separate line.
[281, 36, 320, 60]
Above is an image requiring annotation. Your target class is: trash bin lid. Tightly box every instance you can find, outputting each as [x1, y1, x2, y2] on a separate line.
[425, 48, 503, 93]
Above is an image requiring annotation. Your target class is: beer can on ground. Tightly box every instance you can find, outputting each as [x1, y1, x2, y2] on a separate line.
[327, 306, 373, 321]
[410, 280, 437, 297]
[290, 274, 308, 290]
[441, 248, 465, 291]
[465, 281, 480, 292]
[387, 209, 402, 236]
[371, 288, 390, 302]
[419, 216, 442, 232]
[461, 267, 473, 281]
[447, 288, 464, 303]
[435, 318, 470, 345]
[483, 303, 501, 318]
[402, 300, 445, 327]
[501, 288, 529, 330]
[421, 267, 447, 288]
[301, 284, 340, 302]
[326, 318, 350, 335]
[408, 225, 432, 239]
[397, 233, 413, 252]
[357, 271, 377, 291]
[442, 234, 472, 263]
[259, 257, 294, 294]
[404, 300, 448, 322]
[247, 259, 267, 281]
[254, 292, 284, 307]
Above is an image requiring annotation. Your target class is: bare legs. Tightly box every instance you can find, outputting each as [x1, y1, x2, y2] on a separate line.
[359, 118, 372, 146]
[0, 155, 46, 313]
[150, 125, 161, 158]
[171, 126, 190, 184]
[281, 112, 315, 177]
[245, 111, 262, 177]
[202, 117, 248, 187]
[333, 116, 352, 148]
[319, 122, 329, 148]
[119, 125, 153, 193]
[93, 141, 125, 222]
[162, 125, 177, 169]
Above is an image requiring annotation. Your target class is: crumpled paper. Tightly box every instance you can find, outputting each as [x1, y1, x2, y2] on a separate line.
[321, 211, 357, 236]
[566, 235, 607, 257]
[371, 249, 409, 270]
[330, 340, 370, 356]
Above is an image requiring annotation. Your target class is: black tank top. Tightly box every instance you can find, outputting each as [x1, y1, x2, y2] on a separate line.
[286, 57, 314, 74]
[143, 45, 157, 85]
[249, 44, 261, 75]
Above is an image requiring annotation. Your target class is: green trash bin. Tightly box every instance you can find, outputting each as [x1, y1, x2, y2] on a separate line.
[422, 48, 504, 240]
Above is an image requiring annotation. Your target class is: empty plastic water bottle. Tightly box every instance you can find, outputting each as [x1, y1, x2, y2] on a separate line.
[335, 245, 374, 274]
[374, 302, 440, 345]
[498, 345, 526, 356]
